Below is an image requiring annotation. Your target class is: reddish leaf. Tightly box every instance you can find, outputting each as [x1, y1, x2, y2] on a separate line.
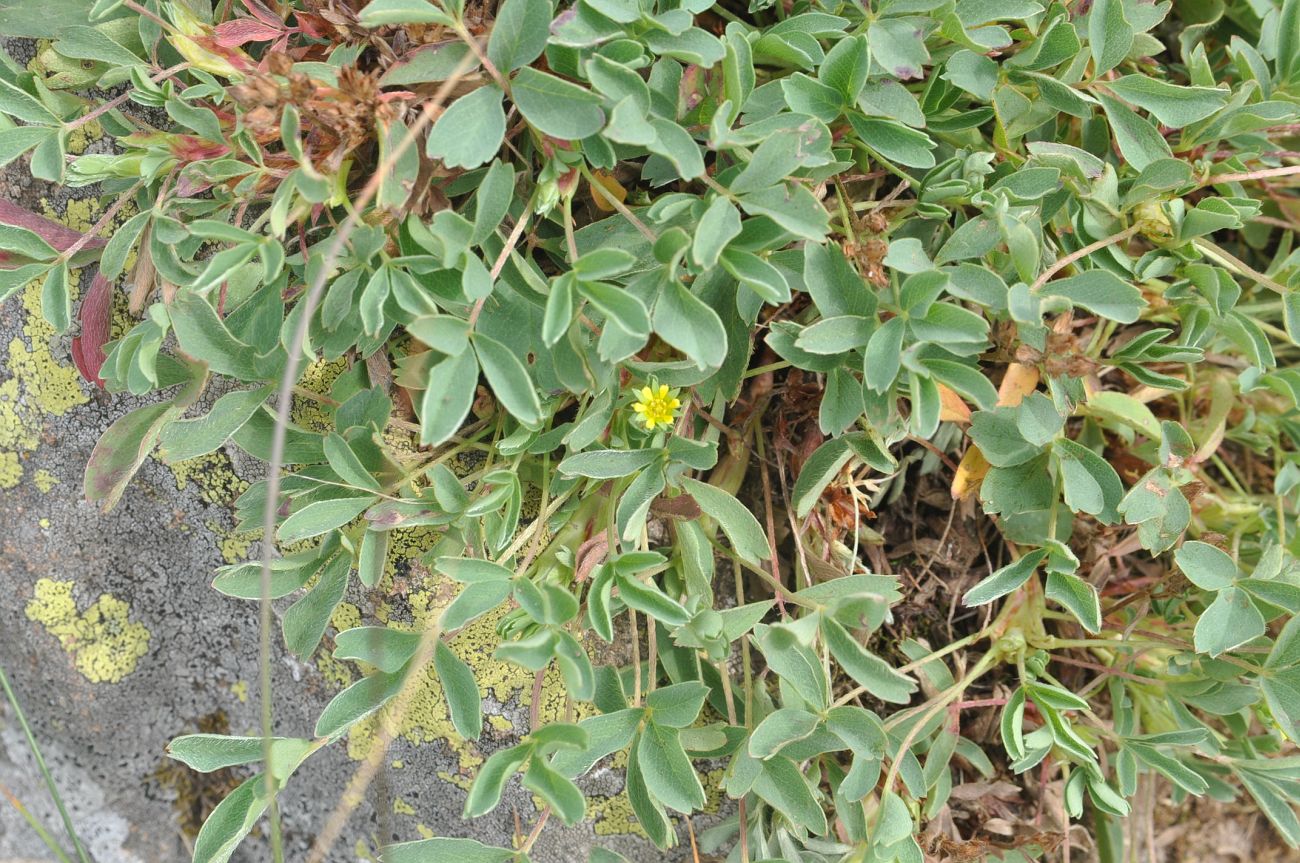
[213, 18, 282, 47]
[0, 200, 106, 256]
[244, 0, 287, 26]
[71, 271, 112, 387]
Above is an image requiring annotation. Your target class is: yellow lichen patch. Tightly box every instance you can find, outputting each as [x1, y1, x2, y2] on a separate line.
[589, 787, 650, 839]
[38, 517, 50, 529]
[33, 469, 59, 492]
[0, 281, 91, 488]
[207, 520, 257, 565]
[25, 579, 150, 683]
[41, 198, 98, 236]
[331, 601, 362, 633]
[316, 652, 356, 690]
[64, 119, 103, 156]
[292, 358, 349, 432]
[170, 451, 250, 505]
[392, 797, 416, 816]
[0, 451, 21, 489]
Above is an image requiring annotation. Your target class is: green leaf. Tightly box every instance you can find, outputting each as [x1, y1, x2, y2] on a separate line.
[191, 774, 271, 863]
[55, 24, 142, 66]
[625, 735, 673, 847]
[749, 707, 821, 759]
[1085, 390, 1161, 439]
[721, 248, 790, 304]
[383, 837, 516, 863]
[736, 184, 830, 240]
[755, 623, 829, 709]
[0, 78, 58, 124]
[463, 745, 530, 818]
[550, 709, 643, 778]
[437, 556, 516, 582]
[1054, 437, 1124, 523]
[578, 280, 650, 338]
[511, 67, 604, 140]
[282, 554, 350, 658]
[864, 316, 905, 393]
[278, 496, 374, 544]
[158, 385, 273, 463]
[751, 755, 828, 835]
[804, 242, 875, 318]
[645, 681, 710, 728]
[849, 116, 936, 168]
[1194, 586, 1265, 657]
[1088, 0, 1134, 76]
[0, 223, 58, 262]
[435, 640, 483, 740]
[442, 581, 514, 629]
[648, 117, 705, 180]
[1239, 773, 1300, 849]
[333, 626, 422, 673]
[1127, 743, 1208, 795]
[1043, 269, 1147, 324]
[357, 0, 454, 26]
[1046, 571, 1101, 633]
[558, 448, 661, 479]
[969, 406, 1039, 467]
[636, 722, 705, 813]
[691, 197, 743, 267]
[1105, 76, 1229, 128]
[167, 735, 311, 775]
[822, 618, 917, 704]
[473, 333, 542, 426]
[85, 402, 176, 511]
[314, 668, 406, 738]
[1175, 541, 1238, 590]
[616, 572, 690, 626]
[652, 278, 728, 370]
[791, 436, 854, 518]
[324, 432, 382, 490]
[169, 292, 283, 381]
[1099, 94, 1173, 171]
[487, 0, 550, 72]
[875, 791, 913, 846]
[523, 758, 586, 824]
[426, 86, 506, 169]
[820, 34, 869, 100]
[39, 261, 69, 333]
[0, 125, 54, 171]
[678, 476, 770, 565]
[419, 348, 479, 446]
[964, 549, 1049, 606]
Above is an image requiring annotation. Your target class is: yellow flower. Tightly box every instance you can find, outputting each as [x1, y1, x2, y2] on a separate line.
[631, 384, 681, 431]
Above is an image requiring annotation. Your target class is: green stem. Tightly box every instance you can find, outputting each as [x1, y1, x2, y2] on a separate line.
[0, 782, 75, 863]
[0, 664, 91, 863]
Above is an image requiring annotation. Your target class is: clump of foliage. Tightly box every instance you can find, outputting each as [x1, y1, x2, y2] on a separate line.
[6, 0, 1300, 860]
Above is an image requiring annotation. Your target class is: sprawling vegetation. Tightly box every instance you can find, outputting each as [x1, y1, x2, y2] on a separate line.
[5, 0, 1300, 860]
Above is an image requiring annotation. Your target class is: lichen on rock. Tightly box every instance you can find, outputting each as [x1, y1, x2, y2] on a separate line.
[24, 578, 151, 684]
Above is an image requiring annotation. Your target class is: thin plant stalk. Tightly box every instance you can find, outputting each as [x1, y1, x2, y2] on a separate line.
[0, 663, 91, 863]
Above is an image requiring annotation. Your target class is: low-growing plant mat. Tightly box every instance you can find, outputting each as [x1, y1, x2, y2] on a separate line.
[3, 0, 1300, 862]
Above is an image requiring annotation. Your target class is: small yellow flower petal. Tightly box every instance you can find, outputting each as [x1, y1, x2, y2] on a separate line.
[631, 381, 680, 431]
